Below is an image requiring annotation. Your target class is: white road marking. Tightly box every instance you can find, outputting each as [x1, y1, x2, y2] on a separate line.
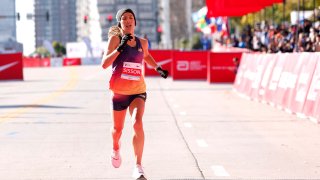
[163, 86, 170, 90]
[184, 122, 192, 128]
[84, 71, 105, 80]
[173, 104, 180, 108]
[179, 111, 186, 115]
[196, 139, 208, 147]
[211, 165, 230, 177]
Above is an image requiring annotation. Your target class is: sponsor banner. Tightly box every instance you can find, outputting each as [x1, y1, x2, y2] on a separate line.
[284, 53, 315, 113]
[63, 58, 81, 66]
[23, 57, 40, 67]
[303, 54, 320, 119]
[66, 41, 106, 58]
[233, 52, 320, 122]
[23, 57, 50, 67]
[258, 53, 278, 102]
[238, 53, 257, 96]
[208, 52, 242, 83]
[264, 53, 288, 105]
[40, 58, 51, 67]
[172, 51, 209, 80]
[249, 53, 270, 100]
[0, 53, 23, 80]
[233, 53, 249, 93]
[273, 53, 297, 108]
[144, 50, 172, 76]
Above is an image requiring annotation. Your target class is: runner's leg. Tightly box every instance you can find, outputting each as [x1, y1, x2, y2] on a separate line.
[111, 109, 126, 151]
[129, 98, 145, 165]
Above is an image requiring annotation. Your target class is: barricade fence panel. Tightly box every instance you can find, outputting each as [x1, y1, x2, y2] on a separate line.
[0, 53, 23, 80]
[233, 52, 320, 123]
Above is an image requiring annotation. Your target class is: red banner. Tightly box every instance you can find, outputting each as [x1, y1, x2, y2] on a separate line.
[63, 58, 81, 66]
[0, 53, 23, 80]
[172, 51, 208, 80]
[23, 57, 50, 67]
[206, 0, 283, 17]
[206, 0, 262, 17]
[208, 52, 242, 83]
[224, 0, 283, 7]
[144, 50, 172, 76]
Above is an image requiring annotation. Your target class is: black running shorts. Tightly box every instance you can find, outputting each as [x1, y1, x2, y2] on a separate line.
[111, 92, 147, 111]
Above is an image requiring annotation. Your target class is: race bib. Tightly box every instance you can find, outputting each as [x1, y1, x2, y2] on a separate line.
[121, 62, 142, 81]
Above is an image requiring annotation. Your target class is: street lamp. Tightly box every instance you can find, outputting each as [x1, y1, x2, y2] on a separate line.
[0, 13, 21, 21]
[26, 11, 50, 22]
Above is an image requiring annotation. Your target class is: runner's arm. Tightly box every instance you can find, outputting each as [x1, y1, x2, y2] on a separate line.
[140, 38, 158, 69]
[101, 35, 121, 69]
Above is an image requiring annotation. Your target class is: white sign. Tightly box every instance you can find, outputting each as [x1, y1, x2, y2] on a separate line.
[66, 41, 107, 58]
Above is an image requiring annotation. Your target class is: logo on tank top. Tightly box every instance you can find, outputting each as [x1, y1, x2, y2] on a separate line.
[121, 62, 142, 81]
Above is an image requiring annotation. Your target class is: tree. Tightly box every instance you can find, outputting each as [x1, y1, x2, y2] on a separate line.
[32, 47, 50, 58]
[52, 41, 66, 57]
[191, 33, 203, 50]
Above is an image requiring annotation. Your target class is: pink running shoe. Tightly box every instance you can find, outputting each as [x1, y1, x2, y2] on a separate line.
[110, 149, 121, 168]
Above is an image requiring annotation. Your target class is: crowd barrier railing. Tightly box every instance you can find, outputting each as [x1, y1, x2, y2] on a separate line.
[20, 51, 243, 83]
[233, 52, 320, 123]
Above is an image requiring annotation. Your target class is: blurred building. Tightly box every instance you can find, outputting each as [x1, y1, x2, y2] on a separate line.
[0, 0, 21, 53]
[34, 0, 77, 47]
[76, 0, 102, 43]
[96, 0, 158, 45]
[77, 0, 91, 41]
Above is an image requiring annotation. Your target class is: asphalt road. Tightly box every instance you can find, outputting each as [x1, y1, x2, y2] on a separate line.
[0, 66, 320, 180]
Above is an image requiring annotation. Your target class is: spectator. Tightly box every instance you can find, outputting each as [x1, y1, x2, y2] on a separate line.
[200, 35, 212, 50]
[314, 34, 320, 52]
[143, 34, 151, 49]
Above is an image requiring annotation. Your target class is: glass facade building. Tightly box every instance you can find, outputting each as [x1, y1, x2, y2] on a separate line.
[97, 0, 158, 43]
[0, 0, 17, 51]
[35, 0, 77, 47]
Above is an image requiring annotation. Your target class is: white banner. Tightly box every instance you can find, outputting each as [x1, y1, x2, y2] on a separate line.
[66, 41, 107, 58]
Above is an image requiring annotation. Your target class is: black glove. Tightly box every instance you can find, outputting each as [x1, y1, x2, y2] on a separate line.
[156, 66, 169, 79]
[116, 34, 133, 52]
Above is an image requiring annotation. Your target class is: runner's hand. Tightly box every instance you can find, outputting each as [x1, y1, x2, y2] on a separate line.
[117, 34, 133, 52]
[156, 66, 169, 79]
